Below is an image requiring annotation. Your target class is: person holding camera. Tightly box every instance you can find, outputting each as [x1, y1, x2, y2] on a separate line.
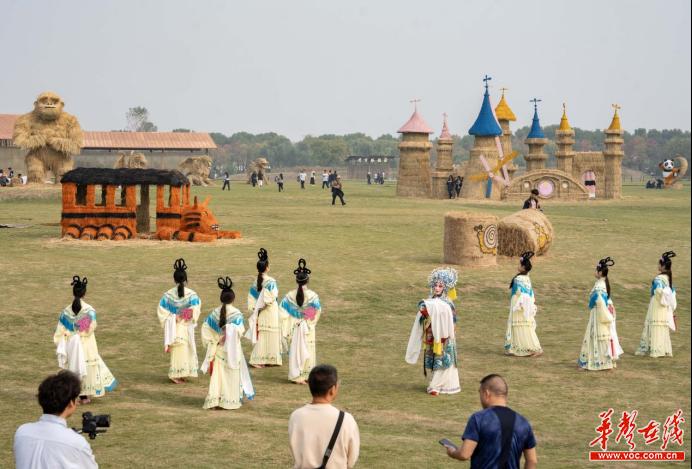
[14, 371, 99, 469]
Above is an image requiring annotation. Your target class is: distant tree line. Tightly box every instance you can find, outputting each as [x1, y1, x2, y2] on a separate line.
[209, 127, 689, 175]
[209, 132, 400, 172]
[126, 105, 689, 175]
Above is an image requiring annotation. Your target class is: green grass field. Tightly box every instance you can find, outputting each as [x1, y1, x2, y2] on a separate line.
[0, 181, 689, 468]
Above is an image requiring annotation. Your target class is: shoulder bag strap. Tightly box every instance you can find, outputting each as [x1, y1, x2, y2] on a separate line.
[492, 407, 517, 469]
[318, 410, 345, 469]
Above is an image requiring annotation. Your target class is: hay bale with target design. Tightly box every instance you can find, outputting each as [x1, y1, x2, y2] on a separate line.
[443, 211, 498, 266]
[498, 209, 554, 257]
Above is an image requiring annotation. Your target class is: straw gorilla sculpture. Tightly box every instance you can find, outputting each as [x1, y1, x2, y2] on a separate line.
[13, 92, 83, 183]
[178, 156, 213, 186]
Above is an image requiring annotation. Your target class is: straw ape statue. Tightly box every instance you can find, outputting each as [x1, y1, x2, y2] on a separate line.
[114, 151, 148, 169]
[246, 157, 271, 183]
[13, 91, 83, 183]
[178, 155, 213, 186]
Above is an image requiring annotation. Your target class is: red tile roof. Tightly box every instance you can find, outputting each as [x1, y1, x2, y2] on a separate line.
[0, 114, 216, 150]
[0, 114, 17, 140]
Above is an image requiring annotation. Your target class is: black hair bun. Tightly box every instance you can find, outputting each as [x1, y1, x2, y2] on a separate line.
[174, 258, 187, 272]
[257, 248, 269, 262]
[598, 256, 615, 268]
[662, 251, 676, 261]
[520, 251, 535, 261]
[294, 258, 311, 281]
[217, 276, 233, 291]
[71, 275, 87, 287]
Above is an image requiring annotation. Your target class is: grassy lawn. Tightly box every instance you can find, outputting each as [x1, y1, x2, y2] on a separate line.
[0, 180, 689, 468]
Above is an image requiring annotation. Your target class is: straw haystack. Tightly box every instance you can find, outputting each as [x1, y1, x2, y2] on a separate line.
[498, 209, 554, 257]
[443, 212, 498, 266]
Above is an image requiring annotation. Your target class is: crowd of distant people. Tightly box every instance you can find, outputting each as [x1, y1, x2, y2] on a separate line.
[645, 177, 665, 189]
[366, 171, 386, 185]
[0, 167, 27, 187]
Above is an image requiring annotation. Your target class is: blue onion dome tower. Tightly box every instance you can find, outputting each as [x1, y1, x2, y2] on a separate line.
[461, 75, 504, 200]
[524, 98, 548, 172]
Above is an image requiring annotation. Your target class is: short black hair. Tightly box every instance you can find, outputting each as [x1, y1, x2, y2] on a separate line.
[38, 371, 82, 415]
[308, 364, 338, 397]
[480, 373, 508, 397]
[531, 189, 539, 196]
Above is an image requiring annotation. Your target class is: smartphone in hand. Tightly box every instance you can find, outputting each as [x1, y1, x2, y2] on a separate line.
[439, 438, 458, 451]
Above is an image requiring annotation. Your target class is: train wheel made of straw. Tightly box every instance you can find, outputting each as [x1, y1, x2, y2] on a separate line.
[96, 224, 115, 241]
[113, 225, 133, 240]
[80, 225, 99, 241]
[64, 224, 82, 239]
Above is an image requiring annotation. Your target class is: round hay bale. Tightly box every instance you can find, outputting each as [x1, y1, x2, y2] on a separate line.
[443, 211, 498, 266]
[498, 209, 554, 257]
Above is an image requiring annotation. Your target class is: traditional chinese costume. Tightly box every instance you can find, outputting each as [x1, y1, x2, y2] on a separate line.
[201, 306, 254, 409]
[578, 279, 615, 370]
[406, 297, 460, 394]
[246, 275, 282, 365]
[54, 302, 117, 397]
[504, 274, 542, 356]
[157, 287, 201, 379]
[280, 288, 322, 382]
[636, 274, 677, 357]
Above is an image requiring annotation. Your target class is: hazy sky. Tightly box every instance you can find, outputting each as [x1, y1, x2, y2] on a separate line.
[2, 0, 690, 140]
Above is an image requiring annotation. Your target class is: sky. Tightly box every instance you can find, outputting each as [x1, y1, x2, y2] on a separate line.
[1, 0, 690, 140]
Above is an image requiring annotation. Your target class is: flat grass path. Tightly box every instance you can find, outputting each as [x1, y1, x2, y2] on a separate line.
[0, 182, 689, 468]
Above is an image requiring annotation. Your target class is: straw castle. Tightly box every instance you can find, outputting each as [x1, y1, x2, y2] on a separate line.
[395, 78, 624, 201]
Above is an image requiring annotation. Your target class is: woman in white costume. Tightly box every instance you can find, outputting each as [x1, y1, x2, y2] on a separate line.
[246, 248, 282, 367]
[157, 258, 201, 383]
[54, 275, 117, 404]
[578, 257, 621, 370]
[636, 251, 678, 357]
[280, 258, 322, 384]
[504, 252, 543, 357]
[201, 276, 254, 409]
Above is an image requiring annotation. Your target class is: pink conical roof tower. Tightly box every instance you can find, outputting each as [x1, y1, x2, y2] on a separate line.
[397, 100, 433, 134]
[439, 113, 452, 140]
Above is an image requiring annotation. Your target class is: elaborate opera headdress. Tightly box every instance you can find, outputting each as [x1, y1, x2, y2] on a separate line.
[428, 267, 458, 300]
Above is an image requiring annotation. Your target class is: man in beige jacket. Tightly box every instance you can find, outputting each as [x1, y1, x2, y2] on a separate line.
[288, 364, 360, 468]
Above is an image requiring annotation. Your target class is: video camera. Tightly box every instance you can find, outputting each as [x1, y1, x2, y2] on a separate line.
[73, 412, 110, 439]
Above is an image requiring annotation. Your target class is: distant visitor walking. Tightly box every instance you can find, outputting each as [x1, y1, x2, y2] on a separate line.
[331, 176, 346, 205]
[222, 172, 230, 191]
[275, 173, 285, 192]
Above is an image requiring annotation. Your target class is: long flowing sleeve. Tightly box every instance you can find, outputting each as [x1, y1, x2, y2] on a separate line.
[157, 294, 173, 326]
[200, 322, 219, 374]
[595, 294, 613, 326]
[405, 302, 426, 364]
[261, 279, 278, 306]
